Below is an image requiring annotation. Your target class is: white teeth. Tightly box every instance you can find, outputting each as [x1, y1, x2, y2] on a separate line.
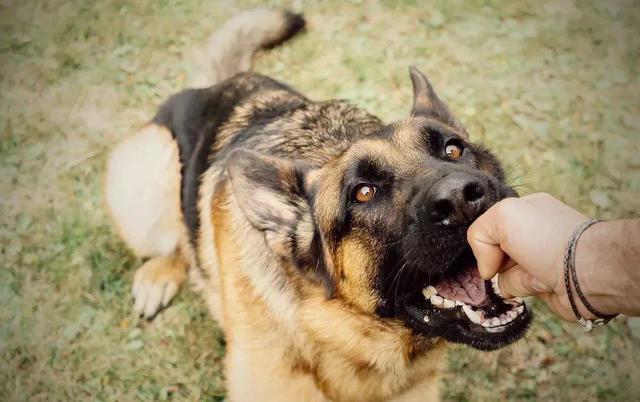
[480, 316, 508, 329]
[491, 275, 502, 297]
[423, 315, 430, 323]
[430, 295, 444, 306]
[448, 278, 527, 331]
[442, 299, 456, 308]
[462, 305, 483, 325]
[476, 302, 525, 330]
[422, 286, 437, 299]
[491, 275, 525, 305]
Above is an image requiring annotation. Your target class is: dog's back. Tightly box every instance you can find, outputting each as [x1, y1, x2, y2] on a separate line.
[105, 9, 305, 259]
[104, 9, 313, 325]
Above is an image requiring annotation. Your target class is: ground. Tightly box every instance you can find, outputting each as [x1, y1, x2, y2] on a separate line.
[1, 0, 639, 401]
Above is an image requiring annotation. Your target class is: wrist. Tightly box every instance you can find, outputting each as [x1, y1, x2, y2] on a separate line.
[575, 220, 640, 317]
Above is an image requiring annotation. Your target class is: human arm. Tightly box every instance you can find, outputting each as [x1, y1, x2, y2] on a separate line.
[467, 193, 640, 320]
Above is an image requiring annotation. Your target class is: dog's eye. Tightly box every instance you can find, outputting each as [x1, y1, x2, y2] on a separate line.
[445, 141, 463, 160]
[354, 184, 376, 203]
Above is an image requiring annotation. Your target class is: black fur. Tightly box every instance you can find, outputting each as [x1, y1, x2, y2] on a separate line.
[154, 74, 303, 247]
[263, 12, 306, 49]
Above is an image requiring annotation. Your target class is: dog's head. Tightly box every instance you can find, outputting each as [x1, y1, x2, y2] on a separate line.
[227, 67, 531, 351]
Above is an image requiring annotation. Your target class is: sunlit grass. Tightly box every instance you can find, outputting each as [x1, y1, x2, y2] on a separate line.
[1, 0, 638, 400]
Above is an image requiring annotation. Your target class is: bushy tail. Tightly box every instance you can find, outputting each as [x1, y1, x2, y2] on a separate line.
[205, 8, 305, 85]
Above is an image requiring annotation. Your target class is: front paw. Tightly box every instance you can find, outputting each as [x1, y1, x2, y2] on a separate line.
[132, 256, 186, 319]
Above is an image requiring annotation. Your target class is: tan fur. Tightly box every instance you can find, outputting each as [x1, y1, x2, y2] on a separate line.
[336, 238, 380, 313]
[205, 9, 302, 86]
[105, 124, 181, 258]
[105, 123, 191, 318]
[132, 253, 187, 318]
[209, 185, 326, 401]
[105, 121, 448, 401]
[206, 177, 446, 401]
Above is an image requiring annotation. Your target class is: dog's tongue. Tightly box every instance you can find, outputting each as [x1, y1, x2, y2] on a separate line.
[435, 265, 487, 306]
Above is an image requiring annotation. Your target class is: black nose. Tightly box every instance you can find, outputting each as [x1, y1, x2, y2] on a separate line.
[423, 172, 488, 226]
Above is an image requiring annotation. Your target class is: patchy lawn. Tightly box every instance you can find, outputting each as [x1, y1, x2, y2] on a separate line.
[1, 0, 638, 401]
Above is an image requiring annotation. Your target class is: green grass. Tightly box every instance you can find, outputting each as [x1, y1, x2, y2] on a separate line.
[1, 0, 639, 401]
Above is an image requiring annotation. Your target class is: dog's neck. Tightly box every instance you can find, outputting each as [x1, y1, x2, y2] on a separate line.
[214, 191, 446, 401]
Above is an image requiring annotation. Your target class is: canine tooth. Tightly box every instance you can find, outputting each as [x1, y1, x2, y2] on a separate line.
[430, 295, 444, 306]
[516, 305, 525, 314]
[442, 299, 456, 308]
[422, 286, 437, 299]
[462, 306, 483, 325]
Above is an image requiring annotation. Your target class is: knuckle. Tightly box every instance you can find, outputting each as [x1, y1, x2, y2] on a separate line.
[528, 192, 551, 202]
[466, 222, 479, 241]
[495, 197, 518, 218]
[493, 198, 518, 237]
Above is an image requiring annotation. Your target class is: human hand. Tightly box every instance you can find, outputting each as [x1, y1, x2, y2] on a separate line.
[467, 193, 588, 321]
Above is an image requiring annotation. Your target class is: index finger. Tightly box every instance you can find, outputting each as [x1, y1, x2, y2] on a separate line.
[467, 202, 509, 280]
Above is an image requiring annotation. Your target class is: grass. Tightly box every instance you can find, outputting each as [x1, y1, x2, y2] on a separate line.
[1, 0, 639, 401]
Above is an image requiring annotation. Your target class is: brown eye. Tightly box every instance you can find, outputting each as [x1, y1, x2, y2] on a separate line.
[445, 142, 463, 160]
[354, 184, 376, 203]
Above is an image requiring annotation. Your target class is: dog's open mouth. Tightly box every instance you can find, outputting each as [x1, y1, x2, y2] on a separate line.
[399, 247, 531, 350]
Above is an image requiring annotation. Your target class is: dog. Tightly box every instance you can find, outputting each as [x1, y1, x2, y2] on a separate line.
[105, 8, 531, 402]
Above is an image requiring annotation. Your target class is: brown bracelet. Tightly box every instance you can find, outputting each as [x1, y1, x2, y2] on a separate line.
[563, 219, 618, 331]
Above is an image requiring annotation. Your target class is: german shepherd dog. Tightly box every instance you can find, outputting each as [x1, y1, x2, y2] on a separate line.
[106, 8, 531, 402]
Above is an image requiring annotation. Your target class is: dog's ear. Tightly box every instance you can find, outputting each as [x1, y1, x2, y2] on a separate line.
[409, 66, 467, 135]
[226, 149, 334, 295]
[227, 149, 310, 252]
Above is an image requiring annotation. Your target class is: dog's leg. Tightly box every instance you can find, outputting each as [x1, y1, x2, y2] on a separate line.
[105, 123, 189, 317]
[105, 123, 182, 258]
[132, 252, 187, 319]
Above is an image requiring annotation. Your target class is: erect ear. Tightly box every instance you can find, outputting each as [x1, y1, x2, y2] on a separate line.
[409, 66, 467, 134]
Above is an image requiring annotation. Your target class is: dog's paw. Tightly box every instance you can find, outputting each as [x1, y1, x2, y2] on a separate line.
[132, 256, 186, 319]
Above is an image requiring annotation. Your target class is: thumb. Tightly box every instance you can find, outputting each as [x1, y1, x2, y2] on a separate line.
[467, 207, 505, 280]
[498, 266, 550, 298]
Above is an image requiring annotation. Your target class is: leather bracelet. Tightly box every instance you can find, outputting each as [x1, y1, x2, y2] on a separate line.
[563, 219, 618, 331]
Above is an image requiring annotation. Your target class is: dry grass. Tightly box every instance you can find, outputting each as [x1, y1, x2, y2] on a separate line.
[1, 0, 639, 401]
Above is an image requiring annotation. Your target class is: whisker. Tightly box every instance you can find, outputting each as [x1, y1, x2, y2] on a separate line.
[380, 239, 401, 248]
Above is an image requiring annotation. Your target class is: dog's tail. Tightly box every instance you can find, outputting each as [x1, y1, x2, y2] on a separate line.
[204, 8, 305, 85]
